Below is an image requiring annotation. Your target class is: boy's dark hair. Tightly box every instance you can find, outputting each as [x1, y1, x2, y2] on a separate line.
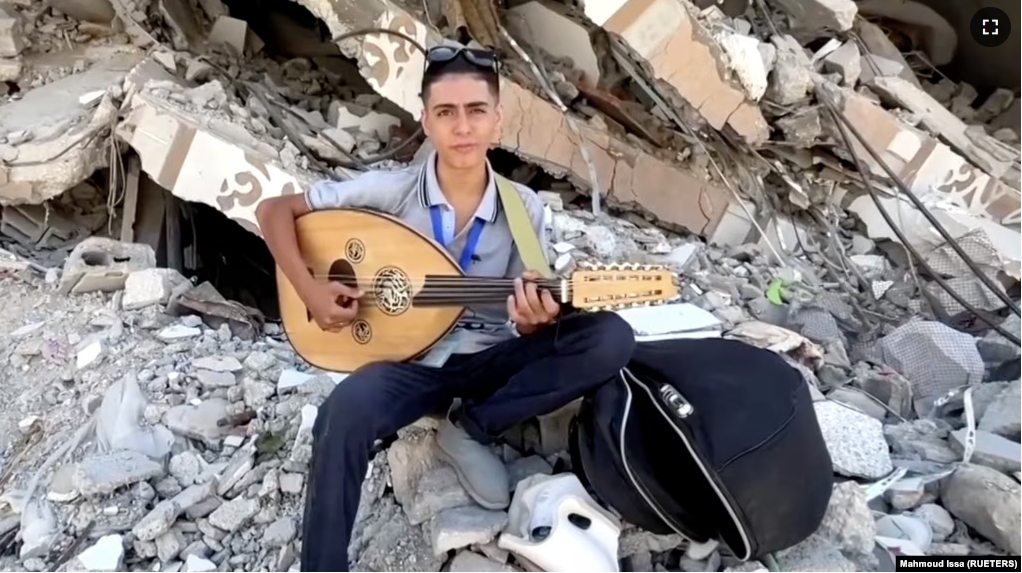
[420, 56, 500, 102]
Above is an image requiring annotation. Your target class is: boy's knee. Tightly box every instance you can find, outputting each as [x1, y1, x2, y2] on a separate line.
[316, 362, 400, 440]
[586, 312, 636, 370]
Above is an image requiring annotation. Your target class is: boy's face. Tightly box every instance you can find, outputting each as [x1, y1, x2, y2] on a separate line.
[421, 75, 501, 170]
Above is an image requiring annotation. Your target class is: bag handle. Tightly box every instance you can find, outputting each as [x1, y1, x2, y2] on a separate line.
[495, 174, 553, 278]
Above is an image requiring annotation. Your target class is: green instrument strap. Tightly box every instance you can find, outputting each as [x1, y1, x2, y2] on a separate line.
[494, 174, 553, 279]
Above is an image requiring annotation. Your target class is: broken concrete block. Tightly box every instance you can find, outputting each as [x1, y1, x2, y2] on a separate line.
[814, 400, 892, 479]
[123, 268, 189, 310]
[770, 0, 856, 32]
[72, 451, 165, 496]
[207, 16, 247, 54]
[941, 463, 1021, 554]
[973, 88, 1014, 124]
[47, 0, 116, 24]
[0, 57, 21, 82]
[990, 100, 1020, 137]
[0, 51, 144, 205]
[827, 82, 1021, 231]
[506, 1, 600, 86]
[858, 54, 906, 85]
[429, 506, 508, 556]
[776, 106, 823, 147]
[765, 36, 813, 105]
[853, 19, 920, 87]
[59, 237, 157, 295]
[715, 31, 769, 100]
[875, 321, 984, 415]
[978, 380, 1021, 441]
[867, 76, 1017, 178]
[116, 85, 315, 238]
[823, 41, 860, 86]
[949, 428, 1022, 474]
[498, 80, 734, 238]
[72, 534, 125, 572]
[448, 550, 516, 572]
[579, 0, 768, 144]
[0, 4, 25, 58]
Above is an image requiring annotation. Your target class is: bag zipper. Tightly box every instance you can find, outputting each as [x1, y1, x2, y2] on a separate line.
[617, 373, 699, 542]
[622, 368, 753, 561]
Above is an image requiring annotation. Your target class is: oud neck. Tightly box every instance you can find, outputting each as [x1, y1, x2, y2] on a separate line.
[415, 275, 567, 306]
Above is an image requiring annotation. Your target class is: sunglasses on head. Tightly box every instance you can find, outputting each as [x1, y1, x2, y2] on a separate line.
[425, 46, 499, 73]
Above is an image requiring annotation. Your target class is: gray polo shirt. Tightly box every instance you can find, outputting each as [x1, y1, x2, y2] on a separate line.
[304, 151, 549, 356]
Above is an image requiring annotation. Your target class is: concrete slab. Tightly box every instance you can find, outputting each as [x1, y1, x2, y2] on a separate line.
[0, 50, 144, 205]
[577, 0, 768, 145]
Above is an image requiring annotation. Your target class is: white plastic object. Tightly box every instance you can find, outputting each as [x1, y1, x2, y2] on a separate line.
[498, 473, 621, 572]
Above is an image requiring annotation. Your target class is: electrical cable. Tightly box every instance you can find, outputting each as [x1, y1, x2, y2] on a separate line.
[817, 87, 1021, 345]
[816, 86, 1020, 319]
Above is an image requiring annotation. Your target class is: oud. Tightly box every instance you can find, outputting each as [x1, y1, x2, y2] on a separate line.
[277, 209, 680, 372]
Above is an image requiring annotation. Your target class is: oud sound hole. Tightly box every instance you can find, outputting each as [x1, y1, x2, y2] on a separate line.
[351, 319, 372, 344]
[373, 266, 412, 316]
[345, 239, 365, 263]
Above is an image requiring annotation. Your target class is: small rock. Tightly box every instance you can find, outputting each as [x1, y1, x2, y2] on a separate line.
[184, 554, 217, 572]
[814, 401, 893, 478]
[155, 529, 186, 563]
[949, 428, 1021, 473]
[243, 351, 277, 374]
[123, 268, 185, 310]
[184, 60, 214, 82]
[822, 41, 861, 86]
[158, 325, 202, 341]
[506, 456, 552, 490]
[429, 506, 508, 556]
[208, 496, 260, 533]
[263, 516, 297, 546]
[73, 450, 164, 496]
[941, 463, 1021, 554]
[883, 477, 927, 511]
[279, 472, 304, 494]
[169, 451, 202, 486]
[76, 340, 104, 370]
[911, 503, 954, 542]
[884, 419, 958, 463]
[978, 380, 1021, 440]
[448, 550, 515, 572]
[164, 399, 230, 442]
[192, 356, 243, 372]
[194, 369, 236, 388]
[75, 534, 125, 571]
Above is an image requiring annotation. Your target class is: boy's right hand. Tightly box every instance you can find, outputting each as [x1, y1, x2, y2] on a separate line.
[305, 280, 362, 331]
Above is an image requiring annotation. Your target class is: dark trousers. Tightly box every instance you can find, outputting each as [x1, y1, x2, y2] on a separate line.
[300, 312, 635, 571]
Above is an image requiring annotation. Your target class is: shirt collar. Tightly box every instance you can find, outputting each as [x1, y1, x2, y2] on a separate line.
[417, 150, 499, 224]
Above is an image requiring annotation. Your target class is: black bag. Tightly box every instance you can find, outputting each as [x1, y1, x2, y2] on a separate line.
[569, 337, 833, 561]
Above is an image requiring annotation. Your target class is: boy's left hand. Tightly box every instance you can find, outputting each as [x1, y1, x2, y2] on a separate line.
[508, 270, 560, 331]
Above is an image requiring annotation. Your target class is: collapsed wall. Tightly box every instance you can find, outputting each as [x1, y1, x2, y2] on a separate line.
[1, 0, 1020, 290]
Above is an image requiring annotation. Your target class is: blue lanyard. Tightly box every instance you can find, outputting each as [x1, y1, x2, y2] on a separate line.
[430, 206, 486, 270]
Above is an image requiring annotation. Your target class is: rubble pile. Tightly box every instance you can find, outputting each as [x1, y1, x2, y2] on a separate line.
[0, 0, 1019, 571]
